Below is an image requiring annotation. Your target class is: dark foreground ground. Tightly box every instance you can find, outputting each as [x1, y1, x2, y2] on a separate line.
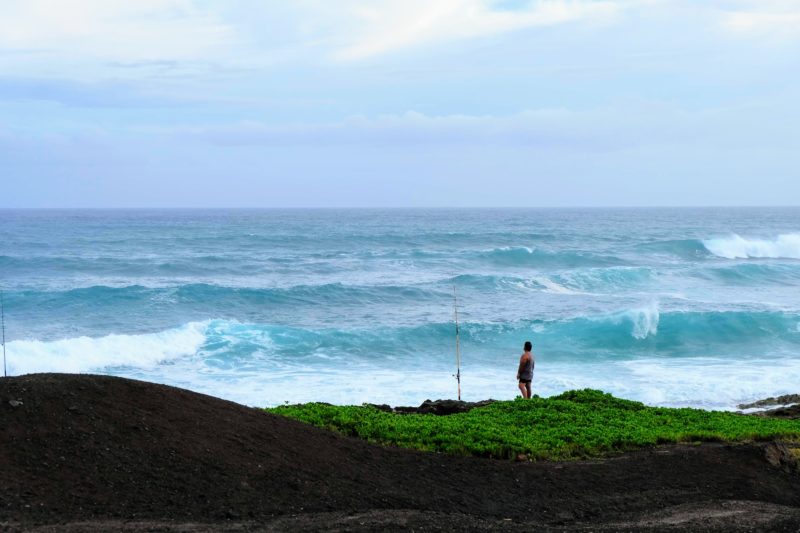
[2, 374, 800, 532]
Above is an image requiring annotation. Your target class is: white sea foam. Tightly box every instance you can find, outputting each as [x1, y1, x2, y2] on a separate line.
[703, 233, 800, 259]
[612, 357, 800, 410]
[536, 277, 582, 295]
[597, 301, 660, 339]
[492, 245, 534, 253]
[504, 275, 595, 295]
[5, 317, 799, 411]
[628, 302, 660, 339]
[6, 321, 209, 375]
[219, 355, 800, 410]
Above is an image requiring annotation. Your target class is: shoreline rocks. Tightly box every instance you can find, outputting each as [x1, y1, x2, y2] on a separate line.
[366, 398, 496, 415]
[739, 394, 800, 410]
[739, 394, 800, 420]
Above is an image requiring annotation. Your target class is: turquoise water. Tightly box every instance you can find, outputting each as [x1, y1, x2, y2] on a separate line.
[1, 208, 799, 408]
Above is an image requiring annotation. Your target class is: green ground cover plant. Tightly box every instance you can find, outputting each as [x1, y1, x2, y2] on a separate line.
[266, 389, 800, 461]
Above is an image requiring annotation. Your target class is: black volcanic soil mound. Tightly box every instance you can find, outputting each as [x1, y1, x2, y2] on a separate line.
[2, 374, 800, 531]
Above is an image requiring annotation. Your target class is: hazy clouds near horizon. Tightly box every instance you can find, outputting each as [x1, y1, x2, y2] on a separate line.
[1, 1, 799, 208]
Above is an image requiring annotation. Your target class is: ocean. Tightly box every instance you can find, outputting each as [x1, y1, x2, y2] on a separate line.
[1, 208, 798, 409]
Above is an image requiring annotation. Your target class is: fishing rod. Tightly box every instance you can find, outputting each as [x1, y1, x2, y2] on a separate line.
[1, 290, 6, 378]
[453, 285, 461, 401]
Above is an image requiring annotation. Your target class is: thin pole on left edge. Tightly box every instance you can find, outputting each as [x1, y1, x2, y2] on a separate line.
[453, 285, 461, 401]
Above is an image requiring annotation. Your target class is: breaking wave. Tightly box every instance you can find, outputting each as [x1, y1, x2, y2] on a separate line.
[6, 321, 209, 375]
[7, 308, 798, 377]
[703, 233, 800, 259]
[475, 246, 626, 268]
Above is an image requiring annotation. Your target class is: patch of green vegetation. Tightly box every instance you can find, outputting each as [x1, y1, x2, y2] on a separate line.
[266, 389, 800, 461]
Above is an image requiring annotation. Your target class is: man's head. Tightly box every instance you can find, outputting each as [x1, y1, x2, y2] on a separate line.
[524, 341, 532, 352]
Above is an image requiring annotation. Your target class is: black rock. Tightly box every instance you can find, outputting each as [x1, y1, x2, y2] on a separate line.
[394, 399, 496, 415]
[739, 394, 800, 410]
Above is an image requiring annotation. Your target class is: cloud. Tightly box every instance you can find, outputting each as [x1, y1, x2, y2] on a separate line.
[0, 77, 197, 108]
[2, 0, 796, 79]
[0, 1, 623, 68]
[0, 125, 122, 166]
[182, 110, 605, 148]
[721, 1, 800, 40]
[0, 0, 232, 63]
[332, 0, 621, 60]
[180, 103, 798, 152]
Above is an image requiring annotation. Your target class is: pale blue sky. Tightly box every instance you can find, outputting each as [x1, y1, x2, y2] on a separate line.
[1, 0, 799, 207]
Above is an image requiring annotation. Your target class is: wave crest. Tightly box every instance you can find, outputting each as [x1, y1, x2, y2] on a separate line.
[6, 321, 209, 375]
[8, 307, 799, 378]
[477, 246, 626, 268]
[703, 233, 800, 259]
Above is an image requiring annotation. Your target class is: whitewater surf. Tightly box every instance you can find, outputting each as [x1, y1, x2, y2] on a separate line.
[1, 207, 799, 408]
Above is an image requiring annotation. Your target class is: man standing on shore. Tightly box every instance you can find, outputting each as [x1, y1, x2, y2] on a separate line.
[516, 341, 534, 399]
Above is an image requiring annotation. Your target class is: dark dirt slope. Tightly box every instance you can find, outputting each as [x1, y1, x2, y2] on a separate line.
[2, 374, 800, 531]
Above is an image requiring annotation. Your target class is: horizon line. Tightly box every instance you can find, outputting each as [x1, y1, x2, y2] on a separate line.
[1, 205, 799, 210]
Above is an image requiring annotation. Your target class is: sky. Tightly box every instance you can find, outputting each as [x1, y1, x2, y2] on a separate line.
[1, 0, 799, 207]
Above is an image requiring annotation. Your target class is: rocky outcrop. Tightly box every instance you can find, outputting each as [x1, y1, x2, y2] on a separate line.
[739, 394, 800, 410]
[739, 394, 800, 420]
[752, 404, 800, 420]
[763, 442, 800, 473]
[367, 398, 496, 415]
